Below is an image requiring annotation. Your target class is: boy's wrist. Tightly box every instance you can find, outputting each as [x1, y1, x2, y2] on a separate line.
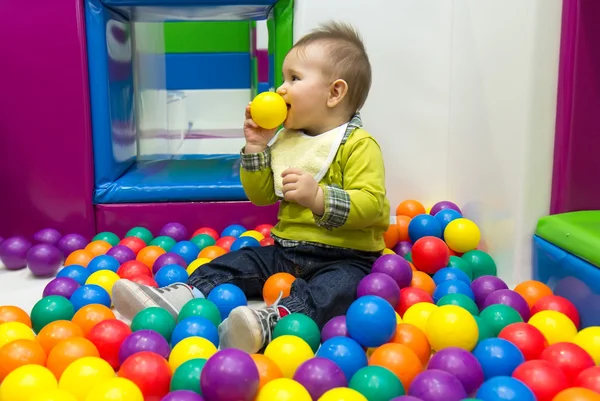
[243, 143, 267, 154]
[310, 186, 325, 216]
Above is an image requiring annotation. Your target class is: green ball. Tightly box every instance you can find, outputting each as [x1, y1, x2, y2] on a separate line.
[448, 256, 473, 280]
[92, 232, 120, 246]
[150, 236, 177, 251]
[30, 295, 75, 333]
[437, 293, 479, 316]
[178, 298, 222, 328]
[479, 304, 523, 337]
[273, 313, 321, 353]
[461, 250, 497, 279]
[190, 234, 216, 252]
[349, 365, 405, 401]
[131, 307, 176, 342]
[125, 226, 154, 245]
[473, 315, 495, 344]
[171, 358, 206, 394]
[404, 252, 412, 262]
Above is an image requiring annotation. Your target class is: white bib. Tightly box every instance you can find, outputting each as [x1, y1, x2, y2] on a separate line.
[269, 123, 348, 197]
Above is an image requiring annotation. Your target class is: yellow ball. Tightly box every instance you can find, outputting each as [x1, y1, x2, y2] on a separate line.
[169, 336, 217, 371]
[29, 389, 78, 401]
[85, 377, 143, 401]
[573, 326, 600, 364]
[240, 230, 265, 241]
[86, 270, 120, 297]
[443, 218, 481, 253]
[383, 248, 396, 255]
[0, 365, 58, 401]
[402, 302, 438, 332]
[58, 356, 115, 400]
[318, 387, 368, 401]
[0, 321, 35, 348]
[250, 92, 288, 129]
[187, 258, 211, 275]
[255, 378, 312, 401]
[528, 310, 577, 345]
[264, 335, 314, 378]
[425, 304, 479, 352]
[395, 312, 402, 324]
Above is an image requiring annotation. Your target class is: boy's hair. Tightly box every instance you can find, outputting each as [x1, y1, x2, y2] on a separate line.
[293, 21, 372, 113]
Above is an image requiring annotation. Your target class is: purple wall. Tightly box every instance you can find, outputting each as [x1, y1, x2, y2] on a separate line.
[551, 0, 600, 214]
[0, 0, 95, 238]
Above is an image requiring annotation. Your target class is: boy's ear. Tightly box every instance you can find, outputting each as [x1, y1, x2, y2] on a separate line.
[327, 79, 348, 108]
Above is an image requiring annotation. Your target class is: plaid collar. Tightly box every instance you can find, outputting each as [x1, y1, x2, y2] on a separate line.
[341, 113, 363, 144]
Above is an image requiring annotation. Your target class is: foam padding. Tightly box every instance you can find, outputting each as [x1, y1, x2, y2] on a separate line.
[532, 235, 600, 328]
[535, 211, 600, 267]
[164, 21, 251, 53]
[166, 53, 251, 90]
[93, 155, 247, 203]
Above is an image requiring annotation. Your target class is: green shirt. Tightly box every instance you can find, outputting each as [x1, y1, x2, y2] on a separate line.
[240, 114, 390, 252]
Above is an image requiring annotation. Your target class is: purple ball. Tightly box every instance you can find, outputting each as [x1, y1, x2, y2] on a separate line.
[0, 236, 32, 270]
[118, 330, 171, 364]
[106, 245, 136, 264]
[159, 223, 188, 242]
[357, 272, 401, 307]
[57, 233, 88, 257]
[483, 289, 531, 321]
[33, 228, 62, 245]
[153, 252, 187, 275]
[393, 241, 413, 258]
[430, 201, 462, 216]
[321, 315, 348, 342]
[161, 391, 204, 401]
[200, 349, 259, 401]
[0, 237, 4, 245]
[391, 397, 424, 401]
[372, 254, 413, 288]
[293, 357, 348, 400]
[408, 369, 467, 401]
[427, 347, 484, 394]
[27, 244, 63, 277]
[471, 275, 509, 309]
[43, 277, 80, 299]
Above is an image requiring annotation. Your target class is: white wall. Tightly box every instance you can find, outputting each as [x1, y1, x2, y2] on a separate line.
[294, 0, 562, 286]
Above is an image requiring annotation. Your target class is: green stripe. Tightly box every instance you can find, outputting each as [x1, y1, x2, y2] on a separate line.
[271, 0, 294, 88]
[164, 21, 251, 53]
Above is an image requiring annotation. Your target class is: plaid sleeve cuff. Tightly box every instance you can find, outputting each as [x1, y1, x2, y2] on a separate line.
[240, 147, 271, 172]
[314, 185, 350, 230]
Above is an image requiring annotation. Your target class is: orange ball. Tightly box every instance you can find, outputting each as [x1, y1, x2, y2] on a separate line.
[0, 339, 46, 381]
[410, 271, 436, 296]
[383, 224, 400, 249]
[71, 304, 116, 337]
[396, 215, 411, 242]
[552, 387, 600, 401]
[514, 280, 554, 309]
[369, 343, 423, 389]
[46, 337, 99, 378]
[396, 200, 426, 219]
[64, 249, 95, 267]
[84, 240, 112, 256]
[390, 323, 431, 365]
[251, 353, 283, 390]
[0, 306, 32, 328]
[136, 245, 167, 268]
[198, 245, 227, 260]
[36, 320, 83, 355]
[263, 273, 296, 306]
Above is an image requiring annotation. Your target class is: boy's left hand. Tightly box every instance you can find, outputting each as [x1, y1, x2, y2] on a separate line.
[281, 168, 324, 215]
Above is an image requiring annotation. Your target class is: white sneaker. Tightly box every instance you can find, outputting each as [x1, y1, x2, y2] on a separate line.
[219, 304, 281, 353]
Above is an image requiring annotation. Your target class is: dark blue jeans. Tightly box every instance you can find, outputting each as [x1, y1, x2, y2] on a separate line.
[188, 243, 378, 328]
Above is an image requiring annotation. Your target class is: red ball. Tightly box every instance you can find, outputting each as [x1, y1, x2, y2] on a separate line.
[86, 319, 132, 370]
[411, 236, 450, 275]
[118, 237, 146, 255]
[192, 227, 219, 240]
[498, 322, 548, 360]
[117, 260, 152, 279]
[255, 224, 273, 238]
[531, 295, 580, 328]
[118, 351, 172, 401]
[396, 287, 433, 316]
[260, 237, 275, 247]
[540, 342, 595, 384]
[575, 366, 600, 393]
[215, 236, 236, 251]
[129, 275, 158, 288]
[512, 359, 569, 401]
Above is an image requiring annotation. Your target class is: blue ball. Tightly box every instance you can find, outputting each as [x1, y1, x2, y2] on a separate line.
[170, 241, 200, 265]
[433, 279, 475, 303]
[207, 283, 247, 320]
[473, 338, 525, 380]
[171, 316, 219, 348]
[70, 284, 111, 311]
[346, 295, 396, 348]
[316, 336, 368, 381]
[230, 237, 261, 252]
[408, 214, 443, 242]
[87, 255, 120, 274]
[434, 209, 462, 233]
[154, 264, 189, 288]
[221, 224, 247, 238]
[57, 264, 91, 286]
[433, 267, 471, 286]
[476, 376, 535, 401]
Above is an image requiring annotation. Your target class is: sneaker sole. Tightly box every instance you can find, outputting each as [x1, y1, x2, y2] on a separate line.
[220, 307, 263, 353]
[112, 280, 179, 321]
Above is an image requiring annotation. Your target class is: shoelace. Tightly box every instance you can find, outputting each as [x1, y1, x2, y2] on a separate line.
[254, 291, 284, 345]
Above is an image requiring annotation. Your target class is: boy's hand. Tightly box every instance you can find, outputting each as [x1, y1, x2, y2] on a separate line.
[243, 103, 278, 154]
[281, 168, 325, 215]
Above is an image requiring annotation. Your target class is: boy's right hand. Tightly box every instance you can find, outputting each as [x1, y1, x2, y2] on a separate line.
[243, 103, 278, 154]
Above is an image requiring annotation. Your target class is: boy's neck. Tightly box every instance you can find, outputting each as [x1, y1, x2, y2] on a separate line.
[304, 113, 353, 136]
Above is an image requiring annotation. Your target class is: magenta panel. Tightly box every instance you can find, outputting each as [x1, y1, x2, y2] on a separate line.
[0, 0, 95, 238]
[256, 49, 269, 82]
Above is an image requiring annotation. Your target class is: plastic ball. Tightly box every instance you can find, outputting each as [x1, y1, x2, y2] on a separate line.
[230, 236, 261, 251]
[316, 336, 367, 381]
[106, 245, 136, 264]
[483, 289, 530, 321]
[528, 310, 578, 344]
[118, 351, 172, 401]
[471, 275, 509, 309]
[540, 342, 595, 384]
[372, 254, 413, 289]
[432, 279, 475, 304]
[263, 273, 296, 306]
[476, 376, 535, 401]
[119, 237, 147, 255]
[411, 236, 450, 275]
[71, 304, 116, 336]
[512, 359, 569, 401]
[186, 257, 211, 276]
[408, 369, 467, 401]
[251, 353, 282, 391]
[497, 322, 547, 360]
[27, 244, 63, 277]
[69, 284, 111, 311]
[443, 218, 480, 253]
[43, 277, 80, 299]
[255, 377, 311, 401]
[428, 347, 483, 394]
[37, 320, 83, 354]
[178, 298, 222, 327]
[87, 319, 131, 369]
[447, 255, 473, 279]
[190, 233, 216, 252]
[57, 356, 115, 400]
[207, 283, 248, 320]
[34, 228, 63, 245]
[171, 358, 206, 393]
[152, 252, 187, 274]
[396, 200, 426, 218]
[433, 209, 462, 233]
[131, 307, 176, 342]
[84, 377, 143, 401]
[0, 305, 31, 327]
[64, 249, 95, 267]
[84, 240, 112, 257]
[553, 387, 600, 401]
[408, 214, 443, 242]
[461, 250, 497, 278]
[368, 343, 422, 390]
[161, 390, 204, 401]
[118, 329, 171, 364]
[0, 321, 35, 349]
[155, 264, 189, 288]
[46, 337, 100, 379]
[160, 223, 188, 242]
[397, 287, 433, 316]
[430, 201, 462, 215]
[390, 323, 431, 365]
[56, 265, 91, 286]
[200, 348, 260, 401]
[402, 302, 438, 332]
[473, 338, 525, 379]
[346, 295, 397, 348]
[264, 335, 314, 378]
[28, 389, 78, 401]
[479, 304, 523, 337]
[273, 313, 321, 353]
[260, 237, 275, 246]
[292, 357, 347, 400]
[171, 316, 219, 348]
[169, 241, 200, 266]
[85, 270, 120, 297]
[573, 326, 600, 365]
[574, 366, 600, 393]
[240, 229, 265, 241]
[57, 233, 87, 257]
[30, 296, 75, 334]
[531, 295, 580, 329]
[125, 226, 154, 244]
[0, 236, 32, 270]
[117, 260, 152, 279]
[432, 267, 471, 286]
[221, 224, 246, 238]
[136, 245, 167, 268]
[198, 245, 227, 260]
[149, 236, 177, 252]
[0, 365, 58, 401]
[393, 240, 412, 258]
[92, 231, 120, 246]
[437, 293, 479, 316]
[425, 305, 478, 352]
[129, 275, 159, 287]
[357, 273, 401, 308]
[513, 280, 553, 309]
[0, 339, 47, 381]
[214, 236, 236, 251]
[321, 316, 348, 343]
[349, 365, 405, 401]
[250, 92, 288, 129]
[169, 337, 217, 372]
